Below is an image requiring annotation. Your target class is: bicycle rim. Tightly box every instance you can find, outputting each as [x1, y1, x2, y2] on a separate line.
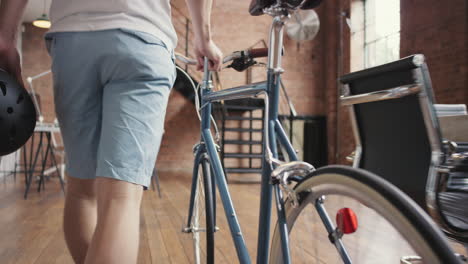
[270, 166, 459, 264]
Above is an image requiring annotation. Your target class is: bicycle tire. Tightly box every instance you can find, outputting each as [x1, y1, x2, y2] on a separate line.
[190, 157, 215, 264]
[270, 165, 460, 264]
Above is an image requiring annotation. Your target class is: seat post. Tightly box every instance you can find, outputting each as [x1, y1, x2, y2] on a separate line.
[266, 11, 289, 125]
[267, 13, 287, 72]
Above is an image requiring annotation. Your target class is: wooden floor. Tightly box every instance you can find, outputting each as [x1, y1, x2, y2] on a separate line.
[0, 172, 465, 264]
[0, 172, 266, 264]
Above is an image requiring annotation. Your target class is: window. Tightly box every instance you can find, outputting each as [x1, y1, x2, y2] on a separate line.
[364, 0, 400, 68]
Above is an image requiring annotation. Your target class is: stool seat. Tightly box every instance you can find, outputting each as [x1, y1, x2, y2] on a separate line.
[249, 0, 322, 16]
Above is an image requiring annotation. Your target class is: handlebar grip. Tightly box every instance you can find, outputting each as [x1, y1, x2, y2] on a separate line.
[249, 48, 269, 58]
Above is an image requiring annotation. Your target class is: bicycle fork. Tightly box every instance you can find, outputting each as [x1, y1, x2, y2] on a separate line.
[183, 143, 218, 233]
[271, 161, 354, 264]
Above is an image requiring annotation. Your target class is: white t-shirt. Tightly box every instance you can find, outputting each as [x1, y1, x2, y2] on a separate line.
[48, 0, 178, 50]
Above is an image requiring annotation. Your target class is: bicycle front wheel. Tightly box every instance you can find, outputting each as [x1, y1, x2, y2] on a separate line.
[270, 165, 460, 264]
[190, 157, 215, 264]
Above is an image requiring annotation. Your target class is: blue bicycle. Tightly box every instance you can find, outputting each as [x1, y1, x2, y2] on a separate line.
[177, 1, 461, 263]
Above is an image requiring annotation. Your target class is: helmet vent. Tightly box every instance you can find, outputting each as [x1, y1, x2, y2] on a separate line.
[17, 93, 24, 104]
[0, 81, 6, 96]
[7, 107, 13, 114]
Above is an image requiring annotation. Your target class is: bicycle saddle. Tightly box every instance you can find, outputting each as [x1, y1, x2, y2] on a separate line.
[249, 0, 323, 16]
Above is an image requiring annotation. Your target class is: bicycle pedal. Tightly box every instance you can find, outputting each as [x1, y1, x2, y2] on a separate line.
[182, 227, 207, 233]
[400, 256, 422, 264]
[181, 227, 192, 233]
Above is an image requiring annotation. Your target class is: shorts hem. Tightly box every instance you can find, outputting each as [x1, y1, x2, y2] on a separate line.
[66, 167, 96, 180]
[96, 166, 151, 188]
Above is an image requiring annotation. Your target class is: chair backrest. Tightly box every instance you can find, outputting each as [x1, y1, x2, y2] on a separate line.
[339, 55, 443, 210]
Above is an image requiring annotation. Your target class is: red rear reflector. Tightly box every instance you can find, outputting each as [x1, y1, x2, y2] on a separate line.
[336, 208, 358, 234]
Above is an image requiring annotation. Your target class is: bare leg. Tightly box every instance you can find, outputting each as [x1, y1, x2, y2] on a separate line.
[84, 177, 143, 264]
[63, 176, 97, 264]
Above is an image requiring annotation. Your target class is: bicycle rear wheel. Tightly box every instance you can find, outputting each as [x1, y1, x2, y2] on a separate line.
[270, 165, 460, 264]
[190, 158, 215, 264]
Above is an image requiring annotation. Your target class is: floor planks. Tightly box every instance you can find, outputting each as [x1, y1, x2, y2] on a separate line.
[0, 171, 465, 263]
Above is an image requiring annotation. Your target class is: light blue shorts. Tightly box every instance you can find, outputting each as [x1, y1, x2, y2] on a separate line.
[46, 29, 176, 188]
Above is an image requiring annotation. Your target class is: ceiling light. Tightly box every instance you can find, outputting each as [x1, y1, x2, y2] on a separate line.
[33, 0, 51, 29]
[32, 14, 51, 29]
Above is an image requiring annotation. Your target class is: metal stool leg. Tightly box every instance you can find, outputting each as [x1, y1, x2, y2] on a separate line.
[24, 133, 34, 186]
[47, 133, 65, 194]
[24, 132, 44, 199]
[152, 168, 162, 198]
[37, 133, 51, 193]
[13, 150, 19, 182]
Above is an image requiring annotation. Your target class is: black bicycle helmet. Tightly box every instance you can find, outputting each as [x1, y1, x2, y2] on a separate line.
[0, 69, 36, 156]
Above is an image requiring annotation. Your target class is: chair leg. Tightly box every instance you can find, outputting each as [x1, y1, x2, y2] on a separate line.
[24, 132, 44, 199]
[150, 175, 156, 191]
[23, 144, 28, 186]
[38, 134, 51, 193]
[26, 131, 36, 185]
[152, 168, 162, 198]
[13, 150, 19, 182]
[49, 137, 66, 194]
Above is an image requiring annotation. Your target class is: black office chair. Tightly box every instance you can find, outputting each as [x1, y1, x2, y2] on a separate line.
[339, 54, 468, 246]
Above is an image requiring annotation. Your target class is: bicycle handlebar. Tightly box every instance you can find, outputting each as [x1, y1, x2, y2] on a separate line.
[175, 53, 197, 65]
[249, 48, 269, 58]
[175, 47, 269, 66]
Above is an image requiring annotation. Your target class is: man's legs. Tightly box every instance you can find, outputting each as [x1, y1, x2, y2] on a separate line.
[84, 30, 174, 262]
[50, 29, 175, 263]
[63, 176, 143, 264]
[49, 31, 102, 264]
[84, 178, 143, 264]
[63, 176, 97, 264]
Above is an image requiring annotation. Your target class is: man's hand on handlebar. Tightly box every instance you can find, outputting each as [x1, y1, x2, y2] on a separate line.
[175, 47, 269, 72]
[194, 40, 223, 72]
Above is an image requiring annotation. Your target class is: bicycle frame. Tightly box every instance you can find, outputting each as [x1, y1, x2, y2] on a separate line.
[187, 13, 300, 264]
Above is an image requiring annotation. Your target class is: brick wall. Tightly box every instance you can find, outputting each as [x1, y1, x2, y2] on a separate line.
[170, 0, 326, 115]
[336, 0, 468, 165]
[400, 0, 468, 106]
[162, 0, 332, 171]
[318, 0, 351, 164]
[20, 1, 327, 172]
[21, 1, 466, 173]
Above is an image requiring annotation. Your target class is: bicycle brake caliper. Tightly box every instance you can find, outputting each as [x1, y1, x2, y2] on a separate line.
[271, 161, 315, 208]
